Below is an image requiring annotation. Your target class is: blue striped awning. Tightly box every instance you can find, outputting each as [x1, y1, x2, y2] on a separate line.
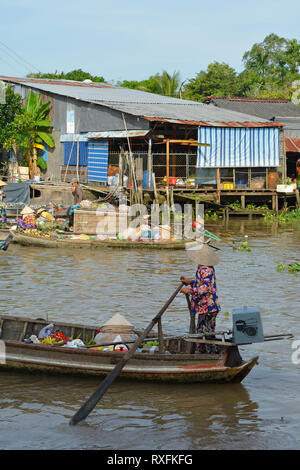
[197, 126, 280, 168]
[87, 140, 108, 182]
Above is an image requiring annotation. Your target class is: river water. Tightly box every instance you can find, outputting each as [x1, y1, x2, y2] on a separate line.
[0, 218, 299, 450]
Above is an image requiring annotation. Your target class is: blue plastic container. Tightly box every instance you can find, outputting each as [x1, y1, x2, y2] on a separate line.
[143, 171, 153, 189]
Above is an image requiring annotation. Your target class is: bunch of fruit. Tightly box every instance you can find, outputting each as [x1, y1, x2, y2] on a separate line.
[40, 337, 58, 345]
[24, 228, 52, 238]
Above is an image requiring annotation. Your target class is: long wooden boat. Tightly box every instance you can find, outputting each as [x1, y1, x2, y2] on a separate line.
[0, 228, 10, 241]
[10, 231, 188, 250]
[0, 315, 258, 384]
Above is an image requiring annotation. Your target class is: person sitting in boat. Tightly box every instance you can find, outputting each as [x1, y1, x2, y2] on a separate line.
[15, 206, 37, 231]
[0, 179, 7, 225]
[180, 242, 220, 353]
[68, 178, 84, 227]
[36, 207, 55, 223]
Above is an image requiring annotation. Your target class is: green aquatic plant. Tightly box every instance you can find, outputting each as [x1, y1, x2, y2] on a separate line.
[205, 210, 218, 220]
[264, 208, 300, 224]
[245, 203, 270, 211]
[277, 262, 300, 273]
[238, 240, 251, 252]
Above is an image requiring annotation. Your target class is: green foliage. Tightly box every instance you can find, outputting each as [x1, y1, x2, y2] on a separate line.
[238, 240, 251, 252]
[205, 210, 218, 220]
[27, 69, 105, 83]
[263, 208, 300, 224]
[241, 33, 300, 98]
[36, 156, 47, 171]
[15, 90, 54, 152]
[183, 62, 239, 102]
[25, 34, 300, 102]
[119, 70, 182, 97]
[0, 86, 23, 152]
[277, 262, 300, 272]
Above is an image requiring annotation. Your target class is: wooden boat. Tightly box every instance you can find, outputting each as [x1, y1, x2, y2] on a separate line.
[0, 315, 258, 384]
[10, 231, 188, 250]
[0, 228, 10, 241]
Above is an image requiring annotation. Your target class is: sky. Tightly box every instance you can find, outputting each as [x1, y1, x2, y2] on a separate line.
[0, 0, 300, 84]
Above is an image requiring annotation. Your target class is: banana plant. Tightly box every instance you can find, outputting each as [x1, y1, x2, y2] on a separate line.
[15, 90, 55, 177]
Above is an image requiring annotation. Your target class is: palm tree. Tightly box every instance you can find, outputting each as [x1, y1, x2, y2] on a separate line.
[16, 90, 55, 177]
[152, 70, 181, 97]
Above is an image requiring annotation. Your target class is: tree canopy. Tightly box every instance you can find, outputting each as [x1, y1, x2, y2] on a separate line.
[25, 36, 300, 102]
[28, 68, 105, 83]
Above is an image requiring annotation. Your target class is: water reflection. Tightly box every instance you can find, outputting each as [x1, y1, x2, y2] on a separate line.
[0, 370, 261, 450]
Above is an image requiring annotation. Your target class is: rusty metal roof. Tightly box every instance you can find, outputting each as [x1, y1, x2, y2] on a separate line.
[285, 137, 300, 152]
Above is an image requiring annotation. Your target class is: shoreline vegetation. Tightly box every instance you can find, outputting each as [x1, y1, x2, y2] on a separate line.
[205, 204, 300, 224]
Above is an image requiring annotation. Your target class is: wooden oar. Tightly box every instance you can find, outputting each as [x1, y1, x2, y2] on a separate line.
[69, 283, 184, 425]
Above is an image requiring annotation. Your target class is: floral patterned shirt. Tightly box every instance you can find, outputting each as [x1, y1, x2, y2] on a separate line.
[189, 265, 220, 316]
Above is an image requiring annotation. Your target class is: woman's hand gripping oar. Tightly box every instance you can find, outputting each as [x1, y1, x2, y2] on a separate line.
[69, 283, 184, 426]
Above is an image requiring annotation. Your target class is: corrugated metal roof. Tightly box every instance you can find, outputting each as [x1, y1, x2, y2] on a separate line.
[207, 97, 300, 120]
[93, 101, 280, 127]
[86, 130, 149, 138]
[285, 137, 300, 152]
[1, 75, 284, 128]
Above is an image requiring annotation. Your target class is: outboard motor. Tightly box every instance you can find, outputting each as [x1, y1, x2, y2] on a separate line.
[232, 306, 264, 344]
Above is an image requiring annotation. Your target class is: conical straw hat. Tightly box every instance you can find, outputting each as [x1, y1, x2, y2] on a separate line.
[185, 241, 219, 266]
[103, 313, 133, 327]
[101, 314, 134, 332]
[0, 179, 7, 186]
[21, 205, 35, 215]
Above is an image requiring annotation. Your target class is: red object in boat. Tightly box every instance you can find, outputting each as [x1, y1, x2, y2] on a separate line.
[169, 177, 177, 185]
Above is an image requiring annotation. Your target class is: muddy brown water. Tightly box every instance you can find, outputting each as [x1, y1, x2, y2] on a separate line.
[0, 218, 299, 450]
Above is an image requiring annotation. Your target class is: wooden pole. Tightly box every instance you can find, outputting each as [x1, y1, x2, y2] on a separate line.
[147, 139, 152, 189]
[152, 172, 158, 204]
[216, 167, 221, 204]
[157, 318, 165, 354]
[166, 140, 170, 188]
[76, 138, 79, 181]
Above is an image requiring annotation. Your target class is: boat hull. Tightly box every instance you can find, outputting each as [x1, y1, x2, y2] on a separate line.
[11, 232, 187, 250]
[0, 315, 258, 384]
[1, 340, 258, 384]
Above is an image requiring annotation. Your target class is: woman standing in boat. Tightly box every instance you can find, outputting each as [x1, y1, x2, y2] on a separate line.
[0, 179, 7, 225]
[180, 242, 220, 353]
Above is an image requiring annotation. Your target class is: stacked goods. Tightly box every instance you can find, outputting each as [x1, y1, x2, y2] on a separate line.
[94, 314, 138, 347]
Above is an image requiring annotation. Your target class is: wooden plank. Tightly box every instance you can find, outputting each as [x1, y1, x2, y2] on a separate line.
[157, 318, 165, 354]
[184, 337, 236, 347]
[19, 322, 28, 342]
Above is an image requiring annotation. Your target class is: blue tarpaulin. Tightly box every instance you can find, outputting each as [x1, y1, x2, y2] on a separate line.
[3, 182, 30, 205]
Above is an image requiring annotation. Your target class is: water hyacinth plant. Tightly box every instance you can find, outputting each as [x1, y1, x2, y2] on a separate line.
[277, 262, 300, 273]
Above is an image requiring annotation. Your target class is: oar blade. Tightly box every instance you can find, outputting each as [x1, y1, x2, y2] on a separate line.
[70, 361, 124, 425]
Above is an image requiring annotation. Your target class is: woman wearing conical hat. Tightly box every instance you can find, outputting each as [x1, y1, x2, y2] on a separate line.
[181, 242, 220, 353]
[15, 206, 37, 231]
